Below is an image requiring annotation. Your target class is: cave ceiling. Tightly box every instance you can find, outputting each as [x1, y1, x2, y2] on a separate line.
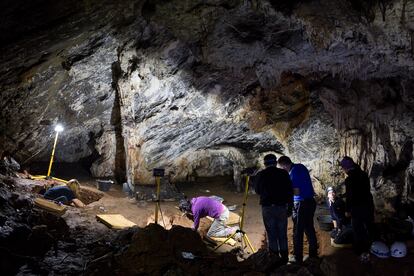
[1, 0, 414, 213]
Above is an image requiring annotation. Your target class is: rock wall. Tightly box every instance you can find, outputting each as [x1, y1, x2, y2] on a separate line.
[1, 0, 414, 213]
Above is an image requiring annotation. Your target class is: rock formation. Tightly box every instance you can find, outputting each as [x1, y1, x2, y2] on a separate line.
[1, 0, 414, 214]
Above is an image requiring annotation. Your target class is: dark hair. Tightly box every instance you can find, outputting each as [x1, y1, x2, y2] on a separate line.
[340, 156, 355, 170]
[178, 199, 192, 213]
[264, 154, 277, 166]
[277, 156, 292, 166]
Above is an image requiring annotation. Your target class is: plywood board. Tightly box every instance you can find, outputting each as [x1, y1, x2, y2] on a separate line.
[96, 214, 137, 229]
[207, 211, 240, 225]
[209, 236, 237, 246]
[34, 198, 66, 216]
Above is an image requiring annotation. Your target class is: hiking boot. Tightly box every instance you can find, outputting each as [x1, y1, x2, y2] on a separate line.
[233, 232, 242, 242]
[280, 251, 289, 265]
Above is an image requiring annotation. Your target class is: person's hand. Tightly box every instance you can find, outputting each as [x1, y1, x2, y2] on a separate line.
[345, 212, 351, 218]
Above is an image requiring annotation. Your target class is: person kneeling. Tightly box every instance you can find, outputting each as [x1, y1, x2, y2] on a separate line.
[43, 179, 85, 208]
[179, 196, 237, 238]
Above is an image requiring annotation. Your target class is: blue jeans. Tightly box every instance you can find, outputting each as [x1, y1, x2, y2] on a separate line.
[262, 205, 288, 253]
[292, 198, 318, 260]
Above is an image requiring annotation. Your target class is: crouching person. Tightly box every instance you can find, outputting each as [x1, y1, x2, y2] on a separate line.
[43, 179, 86, 208]
[327, 187, 349, 236]
[179, 196, 236, 238]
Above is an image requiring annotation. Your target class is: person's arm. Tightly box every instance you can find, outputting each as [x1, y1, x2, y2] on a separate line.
[254, 173, 262, 195]
[192, 210, 200, 231]
[286, 174, 294, 216]
[290, 167, 300, 196]
[71, 198, 86, 208]
[345, 178, 352, 217]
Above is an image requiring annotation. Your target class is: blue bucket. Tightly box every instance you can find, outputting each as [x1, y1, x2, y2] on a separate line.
[96, 180, 113, 192]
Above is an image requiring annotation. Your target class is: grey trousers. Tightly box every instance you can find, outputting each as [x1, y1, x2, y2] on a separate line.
[207, 206, 230, 237]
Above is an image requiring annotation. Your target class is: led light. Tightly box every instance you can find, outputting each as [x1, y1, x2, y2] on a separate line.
[54, 124, 64, 132]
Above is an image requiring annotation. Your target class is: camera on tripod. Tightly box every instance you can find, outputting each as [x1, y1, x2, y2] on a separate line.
[241, 166, 258, 176]
[153, 168, 165, 177]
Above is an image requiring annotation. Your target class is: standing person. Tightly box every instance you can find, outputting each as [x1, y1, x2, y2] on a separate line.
[178, 196, 236, 238]
[254, 154, 293, 264]
[340, 156, 374, 263]
[278, 156, 318, 264]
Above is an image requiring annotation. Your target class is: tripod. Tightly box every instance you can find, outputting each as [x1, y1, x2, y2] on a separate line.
[153, 169, 166, 227]
[214, 173, 256, 253]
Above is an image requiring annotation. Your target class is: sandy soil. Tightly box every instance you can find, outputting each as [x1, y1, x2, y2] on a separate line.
[78, 178, 313, 255]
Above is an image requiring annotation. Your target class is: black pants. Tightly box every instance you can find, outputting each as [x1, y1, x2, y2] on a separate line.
[351, 206, 374, 254]
[292, 198, 318, 260]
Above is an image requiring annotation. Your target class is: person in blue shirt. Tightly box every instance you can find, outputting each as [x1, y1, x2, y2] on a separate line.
[278, 156, 318, 264]
[43, 179, 85, 208]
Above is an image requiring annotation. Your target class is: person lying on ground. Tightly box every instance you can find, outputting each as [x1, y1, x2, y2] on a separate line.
[42, 179, 85, 208]
[179, 196, 238, 238]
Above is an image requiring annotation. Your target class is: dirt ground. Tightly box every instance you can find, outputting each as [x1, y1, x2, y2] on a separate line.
[5, 173, 414, 275]
[78, 178, 414, 276]
[79, 177, 321, 256]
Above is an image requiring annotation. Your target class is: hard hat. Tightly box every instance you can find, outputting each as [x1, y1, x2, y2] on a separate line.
[370, 241, 390, 258]
[326, 186, 335, 193]
[390, 241, 407, 258]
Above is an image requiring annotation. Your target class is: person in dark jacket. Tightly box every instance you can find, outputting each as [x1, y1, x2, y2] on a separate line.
[326, 187, 350, 239]
[43, 179, 85, 208]
[327, 187, 349, 231]
[278, 155, 318, 264]
[255, 154, 293, 264]
[340, 156, 374, 262]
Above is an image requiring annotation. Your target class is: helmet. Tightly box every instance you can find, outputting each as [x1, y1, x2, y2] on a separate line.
[178, 199, 191, 213]
[370, 241, 390, 258]
[390, 241, 407, 258]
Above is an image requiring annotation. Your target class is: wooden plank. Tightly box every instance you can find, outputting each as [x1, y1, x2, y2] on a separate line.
[96, 214, 137, 229]
[209, 236, 237, 246]
[34, 197, 66, 216]
[206, 211, 240, 225]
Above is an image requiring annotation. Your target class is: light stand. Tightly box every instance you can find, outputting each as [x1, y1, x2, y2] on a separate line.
[47, 124, 63, 177]
[31, 124, 68, 183]
[214, 169, 256, 254]
[153, 168, 166, 227]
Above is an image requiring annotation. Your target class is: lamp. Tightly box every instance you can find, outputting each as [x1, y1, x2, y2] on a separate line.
[47, 124, 64, 177]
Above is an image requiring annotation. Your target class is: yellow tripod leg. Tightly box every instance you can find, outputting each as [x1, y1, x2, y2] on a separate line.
[243, 233, 256, 253]
[214, 231, 237, 251]
[154, 176, 160, 224]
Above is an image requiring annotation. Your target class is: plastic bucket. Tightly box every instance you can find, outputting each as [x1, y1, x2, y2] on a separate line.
[96, 180, 113, 192]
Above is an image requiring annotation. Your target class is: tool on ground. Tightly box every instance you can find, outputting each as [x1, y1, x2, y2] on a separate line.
[214, 170, 256, 253]
[153, 168, 166, 227]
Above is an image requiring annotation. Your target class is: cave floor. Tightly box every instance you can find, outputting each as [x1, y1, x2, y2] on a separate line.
[79, 178, 414, 275]
[15, 176, 414, 275]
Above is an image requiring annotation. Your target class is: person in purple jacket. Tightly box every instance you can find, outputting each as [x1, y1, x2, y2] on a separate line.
[179, 196, 236, 238]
